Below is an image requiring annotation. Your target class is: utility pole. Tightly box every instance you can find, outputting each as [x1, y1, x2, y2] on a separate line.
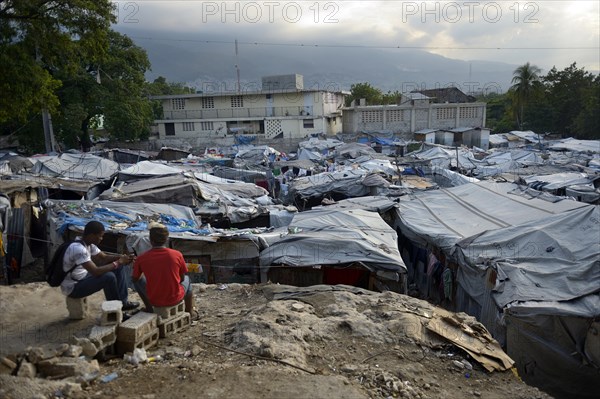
[234, 39, 241, 93]
[42, 108, 56, 154]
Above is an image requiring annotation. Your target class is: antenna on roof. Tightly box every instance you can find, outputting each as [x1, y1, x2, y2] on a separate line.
[235, 39, 241, 93]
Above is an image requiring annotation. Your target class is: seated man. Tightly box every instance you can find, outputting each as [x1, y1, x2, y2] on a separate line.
[62, 221, 139, 311]
[132, 223, 195, 316]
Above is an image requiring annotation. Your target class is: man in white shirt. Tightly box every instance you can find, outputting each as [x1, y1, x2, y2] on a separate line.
[61, 221, 139, 311]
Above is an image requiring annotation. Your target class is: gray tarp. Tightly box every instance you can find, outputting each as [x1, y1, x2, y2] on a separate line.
[259, 208, 406, 273]
[298, 138, 344, 152]
[313, 196, 398, 213]
[194, 172, 269, 198]
[397, 180, 599, 397]
[100, 173, 269, 224]
[99, 175, 200, 207]
[289, 169, 371, 200]
[396, 181, 587, 251]
[118, 161, 183, 181]
[212, 166, 266, 183]
[30, 153, 119, 180]
[522, 172, 597, 191]
[548, 138, 600, 153]
[455, 205, 600, 309]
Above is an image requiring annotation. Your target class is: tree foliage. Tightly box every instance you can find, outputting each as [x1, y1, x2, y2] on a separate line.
[144, 77, 195, 120]
[0, 0, 157, 153]
[345, 83, 384, 106]
[0, 0, 115, 123]
[510, 62, 542, 129]
[500, 62, 599, 139]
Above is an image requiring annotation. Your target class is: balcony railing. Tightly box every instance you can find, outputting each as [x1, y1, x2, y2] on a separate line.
[164, 105, 314, 120]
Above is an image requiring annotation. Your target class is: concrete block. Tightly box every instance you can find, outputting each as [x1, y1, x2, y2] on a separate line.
[66, 297, 89, 320]
[37, 358, 99, 378]
[154, 301, 185, 324]
[72, 337, 99, 357]
[26, 345, 58, 363]
[117, 312, 158, 343]
[159, 312, 191, 338]
[16, 360, 36, 378]
[89, 325, 117, 351]
[100, 300, 123, 326]
[116, 328, 159, 355]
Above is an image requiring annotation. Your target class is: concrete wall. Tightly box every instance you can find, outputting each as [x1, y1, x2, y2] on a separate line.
[343, 103, 486, 134]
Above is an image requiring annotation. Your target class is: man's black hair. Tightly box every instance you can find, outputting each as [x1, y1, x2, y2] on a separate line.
[83, 221, 105, 236]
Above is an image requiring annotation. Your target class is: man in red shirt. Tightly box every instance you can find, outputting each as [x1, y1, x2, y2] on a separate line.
[132, 223, 195, 315]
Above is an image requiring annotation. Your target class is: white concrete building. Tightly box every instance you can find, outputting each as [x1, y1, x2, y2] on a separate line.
[151, 75, 346, 142]
[342, 92, 486, 135]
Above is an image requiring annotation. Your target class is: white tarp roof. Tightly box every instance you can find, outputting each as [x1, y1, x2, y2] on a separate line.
[396, 181, 587, 252]
[259, 208, 406, 273]
[298, 138, 344, 152]
[118, 161, 183, 180]
[522, 172, 596, 190]
[507, 130, 541, 143]
[548, 138, 600, 153]
[30, 153, 119, 180]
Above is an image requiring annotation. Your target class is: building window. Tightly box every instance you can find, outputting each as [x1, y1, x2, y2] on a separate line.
[231, 95, 244, 108]
[172, 98, 185, 110]
[386, 109, 405, 122]
[182, 122, 195, 131]
[459, 107, 478, 119]
[303, 119, 314, 128]
[361, 110, 383, 123]
[165, 123, 175, 136]
[200, 121, 214, 131]
[436, 108, 456, 120]
[202, 97, 214, 109]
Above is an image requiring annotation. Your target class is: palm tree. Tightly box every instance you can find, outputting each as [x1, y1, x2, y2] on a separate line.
[511, 62, 542, 129]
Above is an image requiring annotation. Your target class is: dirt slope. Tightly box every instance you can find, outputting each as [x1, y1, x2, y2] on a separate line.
[0, 283, 552, 399]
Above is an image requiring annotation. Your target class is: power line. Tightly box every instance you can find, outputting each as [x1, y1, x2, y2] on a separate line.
[127, 36, 598, 51]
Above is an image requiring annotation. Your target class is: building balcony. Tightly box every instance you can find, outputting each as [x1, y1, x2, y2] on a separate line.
[163, 105, 314, 120]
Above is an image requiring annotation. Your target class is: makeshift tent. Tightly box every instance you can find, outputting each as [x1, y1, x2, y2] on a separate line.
[454, 205, 600, 398]
[30, 153, 119, 180]
[394, 180, 598, 397]
[260, 207, 406, 275]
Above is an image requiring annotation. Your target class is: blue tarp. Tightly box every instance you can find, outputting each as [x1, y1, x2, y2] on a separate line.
[235, 136, 256, 145]
[57, 210, 208, 235]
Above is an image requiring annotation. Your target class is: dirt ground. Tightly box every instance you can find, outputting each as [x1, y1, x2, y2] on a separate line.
[0, 281, 554, 399]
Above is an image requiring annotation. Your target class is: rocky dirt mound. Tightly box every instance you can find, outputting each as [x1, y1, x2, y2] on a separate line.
[0, 283, 553, 399]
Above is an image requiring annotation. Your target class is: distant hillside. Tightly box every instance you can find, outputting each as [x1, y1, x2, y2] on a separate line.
[119, 28, 517, 94]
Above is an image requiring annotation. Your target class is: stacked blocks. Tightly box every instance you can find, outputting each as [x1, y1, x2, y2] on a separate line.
[115, 312, 159, 355]
[154, 301, 191, 338]
[66, 297, 89, 320]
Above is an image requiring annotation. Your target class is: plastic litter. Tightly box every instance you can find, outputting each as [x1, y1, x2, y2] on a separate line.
[124, 348, 148, 365]
[100, 372, 118, 383]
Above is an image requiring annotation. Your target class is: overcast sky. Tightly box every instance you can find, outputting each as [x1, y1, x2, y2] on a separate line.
[112, 0, 599, 75]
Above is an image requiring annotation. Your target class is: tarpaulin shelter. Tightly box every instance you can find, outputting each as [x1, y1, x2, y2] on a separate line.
[259, 207, 406, 291]
[394, 180, 598, 397]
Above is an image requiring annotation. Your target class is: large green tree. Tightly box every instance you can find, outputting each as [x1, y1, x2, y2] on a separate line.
[510, 62, 542, 129]
[1, 1, 156, 153]
[0, 0, 115, 123]
[543, 63, 598, 138]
